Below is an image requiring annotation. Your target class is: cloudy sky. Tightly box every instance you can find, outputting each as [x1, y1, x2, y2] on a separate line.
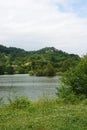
[0, 0, 87, 55]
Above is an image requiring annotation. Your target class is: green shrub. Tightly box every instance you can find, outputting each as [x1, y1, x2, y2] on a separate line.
[81, 99, 87, 105]
[57, 55, 87, 99]
[8, 96, 31, 109]
[57, 83, 87, 104]
[29, 70, 34, 76]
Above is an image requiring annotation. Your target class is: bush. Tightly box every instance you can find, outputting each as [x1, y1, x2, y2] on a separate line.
[56, 83, 72, 98]
[57, 55, 87, 99]
[45, 63, 56, 76]
[35, 63, 56, 76]
[65, 55, 87, 96]
[29, 70, 34, 76]
[8, 96, 31, 109]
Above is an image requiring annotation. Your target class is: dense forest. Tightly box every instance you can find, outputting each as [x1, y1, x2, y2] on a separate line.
[0, 44, 80, 76]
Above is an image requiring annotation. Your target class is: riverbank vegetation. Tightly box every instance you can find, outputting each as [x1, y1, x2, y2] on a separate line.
[0, 96, 87, 130]
[0, 45, 80, 76]
[57, 54, 87, 99]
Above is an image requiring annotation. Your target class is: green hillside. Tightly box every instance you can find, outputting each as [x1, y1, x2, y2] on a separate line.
[0, 45, 80, 75]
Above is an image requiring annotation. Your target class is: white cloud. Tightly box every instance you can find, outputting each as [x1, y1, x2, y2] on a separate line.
[0, 0, 87, 55]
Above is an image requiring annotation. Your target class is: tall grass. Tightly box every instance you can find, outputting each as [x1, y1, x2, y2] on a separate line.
[0, 96, 87, 130]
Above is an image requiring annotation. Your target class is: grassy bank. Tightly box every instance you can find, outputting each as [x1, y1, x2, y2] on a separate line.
[0, 97, 87, 130]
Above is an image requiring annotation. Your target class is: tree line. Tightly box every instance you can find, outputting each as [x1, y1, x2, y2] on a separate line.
[0, 45, 80, 76]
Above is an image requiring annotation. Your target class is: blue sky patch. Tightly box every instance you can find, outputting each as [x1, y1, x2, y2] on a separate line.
[54, 0, 87, 17]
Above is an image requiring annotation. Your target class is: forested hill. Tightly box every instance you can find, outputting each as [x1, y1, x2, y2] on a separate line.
[0, 45, 80, 76]
[0, 45, 27, 55]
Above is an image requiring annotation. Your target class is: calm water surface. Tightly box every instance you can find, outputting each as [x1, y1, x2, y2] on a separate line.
[0, 74, 60, 101]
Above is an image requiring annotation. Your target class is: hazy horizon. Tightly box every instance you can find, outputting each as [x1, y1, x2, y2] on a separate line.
[0, 0, 87, 56]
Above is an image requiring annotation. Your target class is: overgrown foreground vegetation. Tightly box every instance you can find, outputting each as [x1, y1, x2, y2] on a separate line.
[0, 96, 87, 130]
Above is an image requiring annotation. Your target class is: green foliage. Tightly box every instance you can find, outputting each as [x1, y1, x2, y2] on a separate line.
[0, 45, 80, 75]
[57, 87, 86, 104]
[56, 83, 72, 98]
[0, 97, 3, 107]
[36, 63, 56, 76]
[44, 62, 56, 76]
[8, 96, 31, 109]
[57, 55, 87, 98]
[6, 65, 14, 74]
[0, 97, 87, 130]
[35, 69, 45, 76]
[29, 70, 35, 76]
[0, 65, 4, 75]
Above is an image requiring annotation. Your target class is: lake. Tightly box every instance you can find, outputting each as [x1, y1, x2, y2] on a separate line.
[0, 74, 60, 102]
